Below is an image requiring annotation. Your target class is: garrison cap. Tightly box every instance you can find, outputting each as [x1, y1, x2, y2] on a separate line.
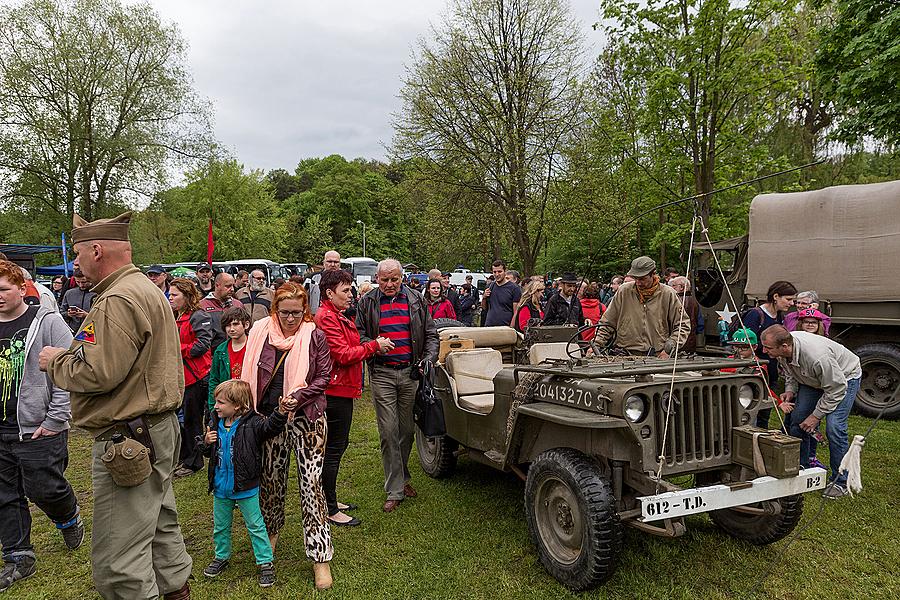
[71, 211, 132, 244]
[626, 256, 656, 278]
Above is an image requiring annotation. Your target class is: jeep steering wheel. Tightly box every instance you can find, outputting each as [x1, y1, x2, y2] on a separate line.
[565, 323, 616, 359]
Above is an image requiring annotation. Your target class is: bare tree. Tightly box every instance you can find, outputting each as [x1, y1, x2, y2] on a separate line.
[393, 0, 585, 274]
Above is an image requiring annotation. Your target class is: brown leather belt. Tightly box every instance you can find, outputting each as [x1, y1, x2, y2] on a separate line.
[94, 411, 173, 442]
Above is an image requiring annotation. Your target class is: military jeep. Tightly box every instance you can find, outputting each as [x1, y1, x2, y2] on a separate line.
[417, 323, 826, 591]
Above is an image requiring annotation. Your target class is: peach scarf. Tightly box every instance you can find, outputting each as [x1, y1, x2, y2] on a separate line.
[241, 316, 315, 411]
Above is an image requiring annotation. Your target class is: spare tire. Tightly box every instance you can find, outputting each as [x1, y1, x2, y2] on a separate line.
[854, 343, 900, 419]
[433, 318, 465, 330]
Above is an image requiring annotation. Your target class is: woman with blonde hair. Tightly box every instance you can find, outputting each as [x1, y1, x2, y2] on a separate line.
[240, 282, 334, 590]
[170, 277, 213, 477]
[514, 278, 545, 332]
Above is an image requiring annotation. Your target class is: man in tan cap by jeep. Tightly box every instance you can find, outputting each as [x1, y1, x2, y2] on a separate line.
[38, 212, 193, 600]
[593, 256, 691, 358]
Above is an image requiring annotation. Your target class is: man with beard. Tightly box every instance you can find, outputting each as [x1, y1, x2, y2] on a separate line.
[200, 273, 243, 350]
[234, 269, 274, 323]
[594, 257, 691, 358]
[309, 251, 342, 315]
[195, 264, 214, 296]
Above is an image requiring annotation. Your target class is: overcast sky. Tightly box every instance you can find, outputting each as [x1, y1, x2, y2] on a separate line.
[146, 0, 603, 173]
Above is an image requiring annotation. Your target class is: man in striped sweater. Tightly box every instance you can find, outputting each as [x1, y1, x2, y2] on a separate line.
[356, 259, 439, 513]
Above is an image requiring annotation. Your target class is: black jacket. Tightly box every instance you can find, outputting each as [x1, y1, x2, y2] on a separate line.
[542, 291, 584, 326]
[204, 409, 287, 495]
[456, 289, 478, 323]
[356, 284, 439, 366]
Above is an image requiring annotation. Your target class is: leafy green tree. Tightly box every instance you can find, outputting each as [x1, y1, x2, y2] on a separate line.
[817, 0, 900, 146]
[130, 159, 286, 264]
[0, 0, 213, 222]
[393, 0, 585, 274]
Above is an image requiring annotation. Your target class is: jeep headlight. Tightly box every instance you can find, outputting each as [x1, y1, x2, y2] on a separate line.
[625, 395, 648, 422]
[739, 384, 755, 409]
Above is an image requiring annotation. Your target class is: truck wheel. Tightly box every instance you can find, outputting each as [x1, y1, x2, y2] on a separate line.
[854, 343, 900, 419]
[416, 432, 458, 478]
[708, 495, 804, 545]
[524, 449, 622, 591]
[433, 318, 465, 330]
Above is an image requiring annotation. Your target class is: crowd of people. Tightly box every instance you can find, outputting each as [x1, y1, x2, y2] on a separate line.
[0, 212, 865, 597]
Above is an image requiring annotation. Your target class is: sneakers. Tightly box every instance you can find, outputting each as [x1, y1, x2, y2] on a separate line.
[203, 558, 229, 578]
[809, 457, 827, 470]
[823, 482, 848, 500]
[173, 466, 197, 479]
[58, 514, 85, 550]
[258, 562, 276, 587]
[0, 556, 36, 592]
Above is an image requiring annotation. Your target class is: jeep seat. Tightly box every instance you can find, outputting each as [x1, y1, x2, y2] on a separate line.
[439, 326, 519, 348]
[528, 342, 571, 364]
[445, 348, 503, 414]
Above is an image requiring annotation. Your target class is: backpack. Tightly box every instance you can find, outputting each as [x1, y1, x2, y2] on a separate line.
[727, 306, 764, 339]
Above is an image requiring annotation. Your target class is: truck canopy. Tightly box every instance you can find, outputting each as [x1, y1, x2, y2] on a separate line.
[746, 180, 900, 302]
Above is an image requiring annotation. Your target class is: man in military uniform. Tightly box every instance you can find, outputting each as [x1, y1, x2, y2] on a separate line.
[38, 212, 192, 600]
[594, 256, 691, 358]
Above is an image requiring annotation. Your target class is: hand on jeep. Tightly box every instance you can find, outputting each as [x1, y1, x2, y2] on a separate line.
[204, 426, 217, 445]
[376, 336, 394, 354]
[657, 350, 670, 360]
[780, 391, 795, 404]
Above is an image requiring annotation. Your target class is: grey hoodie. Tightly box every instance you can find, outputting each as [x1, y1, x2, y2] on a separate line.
[15, 306, 74, 439]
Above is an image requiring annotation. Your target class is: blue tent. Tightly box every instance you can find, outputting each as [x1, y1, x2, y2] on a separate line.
[36, 261, 75, 276]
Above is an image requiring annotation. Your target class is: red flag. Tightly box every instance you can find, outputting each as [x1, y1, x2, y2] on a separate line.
[206, 218, 214, 265]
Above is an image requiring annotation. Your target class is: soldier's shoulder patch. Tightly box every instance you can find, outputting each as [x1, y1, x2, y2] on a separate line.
[74, 322, 96, 344]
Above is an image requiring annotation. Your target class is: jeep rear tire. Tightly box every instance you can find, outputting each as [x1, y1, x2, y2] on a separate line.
[524, 448, 622, 591]
[854, 343, 900, 419]
[416, 432, 458, 478]
[433, 318, 465, 330]
[708, 495, 804, 545]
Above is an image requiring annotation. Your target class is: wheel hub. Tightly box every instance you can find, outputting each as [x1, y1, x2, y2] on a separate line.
[555, 501, 574, 534]
[535, 476, 583, 565]
[875, 372, 893, 390]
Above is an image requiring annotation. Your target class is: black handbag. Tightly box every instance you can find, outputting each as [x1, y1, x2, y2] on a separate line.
[413, 360, 446, 437]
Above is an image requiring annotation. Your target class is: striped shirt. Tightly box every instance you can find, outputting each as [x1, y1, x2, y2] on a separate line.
[377, 291, 412, 366]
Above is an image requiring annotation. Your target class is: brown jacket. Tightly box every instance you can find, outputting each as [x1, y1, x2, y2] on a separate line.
[234, 287, 274, 323]
[253, 329, 332, 422]
[595, 281, 691, 354]
[47, 264, 185, 436]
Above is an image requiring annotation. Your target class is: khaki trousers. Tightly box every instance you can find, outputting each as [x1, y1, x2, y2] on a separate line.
[90, 412, 192, 599]
[370, 365, 418, 500]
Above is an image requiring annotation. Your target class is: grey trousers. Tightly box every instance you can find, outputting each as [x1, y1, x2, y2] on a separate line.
[370, 365, 418, 500]
[90, 412, 192, 600]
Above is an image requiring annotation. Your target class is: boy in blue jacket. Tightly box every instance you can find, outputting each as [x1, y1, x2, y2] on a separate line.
[202, 379, 296, 587]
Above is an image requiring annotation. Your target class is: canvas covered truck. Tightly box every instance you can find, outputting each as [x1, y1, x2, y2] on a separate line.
[418, 323, 826, 591]
[693, 180, 900, 419]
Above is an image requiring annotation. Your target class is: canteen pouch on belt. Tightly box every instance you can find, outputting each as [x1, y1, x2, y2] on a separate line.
[101, 437, 152, 487]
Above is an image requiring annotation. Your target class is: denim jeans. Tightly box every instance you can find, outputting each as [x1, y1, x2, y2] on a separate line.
[0, 431, 78, 560]
[789, 377, 860, 486]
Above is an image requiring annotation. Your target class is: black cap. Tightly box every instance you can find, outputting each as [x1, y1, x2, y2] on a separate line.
[196, 263, 212, 272]
[145, 264, 165, 275]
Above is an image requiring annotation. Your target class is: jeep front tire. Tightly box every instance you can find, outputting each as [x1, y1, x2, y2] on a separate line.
[416, 431, 458, 478]
[524, 448, 622, 591]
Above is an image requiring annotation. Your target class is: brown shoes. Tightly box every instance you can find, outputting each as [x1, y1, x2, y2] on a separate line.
[403, 483, 417, 498]
[384, 484, 417, 512]
[313, 562, 332, 590]
[163, 582, 190, 600]
[383, 499, 402, 513]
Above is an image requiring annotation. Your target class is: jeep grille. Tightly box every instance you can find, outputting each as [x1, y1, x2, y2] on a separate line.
[653, 383, 737, 468]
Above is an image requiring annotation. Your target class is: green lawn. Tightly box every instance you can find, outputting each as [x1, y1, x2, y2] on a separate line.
[9, 398, 900, 599]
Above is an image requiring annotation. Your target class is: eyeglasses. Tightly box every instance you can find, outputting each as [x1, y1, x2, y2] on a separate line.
[251, 276, 265, 281]
[277, 310, 304, 319]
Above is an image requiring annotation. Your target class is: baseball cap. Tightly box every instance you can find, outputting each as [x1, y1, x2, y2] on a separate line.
[730, 328, 758, 345]
[145, 264, 165, 275]
[626, 256, 656, 278]
[796, 308, 827, 321]
[196, 263, 212, 272]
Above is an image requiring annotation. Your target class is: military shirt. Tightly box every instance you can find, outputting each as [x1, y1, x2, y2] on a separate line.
[47, 264, 185, 435]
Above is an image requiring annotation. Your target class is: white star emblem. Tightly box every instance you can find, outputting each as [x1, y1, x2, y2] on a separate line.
[716, 303, 738, 323]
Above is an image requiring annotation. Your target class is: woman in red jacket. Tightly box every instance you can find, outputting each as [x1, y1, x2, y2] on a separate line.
[424, 279, 456, 320]
[580, 282, 606, 342]
[169, 277, 213, 476]
[314, 270, 393, 526]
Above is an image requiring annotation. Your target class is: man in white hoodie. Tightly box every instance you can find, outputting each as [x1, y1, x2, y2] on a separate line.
[0, 260, 81, 593]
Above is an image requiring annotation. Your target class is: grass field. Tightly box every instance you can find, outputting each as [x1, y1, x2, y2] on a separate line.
[7, 397, 900, 600]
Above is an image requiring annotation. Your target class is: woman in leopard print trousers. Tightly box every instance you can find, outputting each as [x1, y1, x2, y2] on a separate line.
[241, 282, 334, 590]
